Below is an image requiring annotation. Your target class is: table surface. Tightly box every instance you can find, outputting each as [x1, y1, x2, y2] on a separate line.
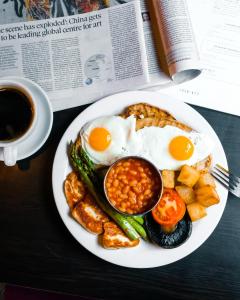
[0, 103, 240, 300]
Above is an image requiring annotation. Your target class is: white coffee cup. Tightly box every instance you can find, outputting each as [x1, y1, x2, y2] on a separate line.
[0, 79, 38, 166]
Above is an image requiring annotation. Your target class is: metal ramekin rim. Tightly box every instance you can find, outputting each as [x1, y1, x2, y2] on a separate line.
[103, 155, 163, 216]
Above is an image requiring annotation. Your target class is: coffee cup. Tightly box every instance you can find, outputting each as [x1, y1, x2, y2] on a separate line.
[0, 79, 38, 166]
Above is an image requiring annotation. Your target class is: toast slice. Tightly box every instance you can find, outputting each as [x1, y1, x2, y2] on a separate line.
[136, 117, 192, 132]
[120, 102, 175, 120]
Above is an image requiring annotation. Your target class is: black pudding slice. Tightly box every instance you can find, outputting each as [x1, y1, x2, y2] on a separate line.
[145, 213, 192, 249]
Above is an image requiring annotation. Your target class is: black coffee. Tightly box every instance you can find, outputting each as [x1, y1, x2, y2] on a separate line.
[0, 87, 34, 141]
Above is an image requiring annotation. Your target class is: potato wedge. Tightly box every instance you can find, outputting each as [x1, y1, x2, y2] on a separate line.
[162, 170, 175, 188]
[195, 185, 220, 207]
[177, 165, 200, 187]
[195, 172, 216, 188]
[175, 185, 195, 205]
[187, 202, 207, 222]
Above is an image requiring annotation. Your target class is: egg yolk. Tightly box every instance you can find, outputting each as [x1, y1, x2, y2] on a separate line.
[169, 136, 194, 161]
[89, 127, 111, 151]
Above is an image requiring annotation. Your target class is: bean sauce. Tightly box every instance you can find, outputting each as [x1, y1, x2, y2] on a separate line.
[105, 158, 162, 215]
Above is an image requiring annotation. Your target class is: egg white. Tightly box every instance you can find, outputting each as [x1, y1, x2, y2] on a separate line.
[80, 115, 142, 165]
[81, 115, 214, 170]
[134, 125, 214, 170]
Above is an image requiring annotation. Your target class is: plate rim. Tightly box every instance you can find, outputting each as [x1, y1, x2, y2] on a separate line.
[52, 90, 228, 268]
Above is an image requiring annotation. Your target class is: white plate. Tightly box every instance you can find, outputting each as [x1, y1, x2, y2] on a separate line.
[52, 91, 228, 268]
[0, 77, 53, 161]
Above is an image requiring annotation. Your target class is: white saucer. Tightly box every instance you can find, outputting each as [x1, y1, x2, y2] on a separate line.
[0, 77, 53, 161]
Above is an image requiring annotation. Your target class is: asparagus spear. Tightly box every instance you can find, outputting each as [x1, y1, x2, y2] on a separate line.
[126, 216, 148, 240]
[70, 143, 140, 241]
[132, 215, 144, 225]
[78, 146, 103, 192]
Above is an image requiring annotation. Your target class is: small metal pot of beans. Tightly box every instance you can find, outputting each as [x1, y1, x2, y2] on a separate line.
[104, 156, 163, 216]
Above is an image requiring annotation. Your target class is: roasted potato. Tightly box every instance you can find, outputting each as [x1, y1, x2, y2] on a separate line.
[187, 202, 207, 222]
[195, 185, 220, 207]
[175, 185, 195, 205]
[162, 170, 175, 188]
[195, 172, 216, 188]
[177, 165, 200, 187]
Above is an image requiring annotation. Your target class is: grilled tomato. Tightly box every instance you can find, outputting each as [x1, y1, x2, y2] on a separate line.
[152, 188, 186, 233]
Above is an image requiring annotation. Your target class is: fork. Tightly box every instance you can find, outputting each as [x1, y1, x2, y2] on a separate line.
[211, 164, 240, 198]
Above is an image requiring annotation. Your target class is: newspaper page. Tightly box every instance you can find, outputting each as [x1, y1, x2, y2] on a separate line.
[112, 1, 202, 86]
[111, 0, 202, 87]
[0, 0, 173, 87]
[0, 1, 149, 111]
[162, 0, 240, 116]
[0, 0, 202, 110]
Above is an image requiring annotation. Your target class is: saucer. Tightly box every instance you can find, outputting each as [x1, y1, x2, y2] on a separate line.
[0, 77, 53, 161]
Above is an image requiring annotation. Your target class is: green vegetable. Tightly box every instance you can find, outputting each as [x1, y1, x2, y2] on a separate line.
[70, 142, 140, 241]
[132, 215, 144, 225]
[126, 217, 148, 240]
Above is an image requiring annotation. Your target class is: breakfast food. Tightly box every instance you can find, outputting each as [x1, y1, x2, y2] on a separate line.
[195, 171, 216, 188]
[105, 157, 162, 215]
[152, 189, 186, 233]
[64, 170, 140, 246]
[80, 116, 213, 171]
[177, 165, 200, 187]
[175, 166, 219, 222]
[120, 102, 175, 120]
[175, 185, 195, 205]
[64, 102, 220, 250]
[80, 115, 139, 165]
[101, 222, 140, 249]
[64, 172, 86, 209]
[187, 202, 207, 222]
[195, 186, 220, 207]
[72, 193, 109, 235]
[135, 117, 192, 132]
[137, 126, 213, 170]
[162, 170, 175, 188]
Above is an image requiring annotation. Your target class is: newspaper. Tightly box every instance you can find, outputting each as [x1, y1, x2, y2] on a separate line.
[0, 0, 202, 111]
[161, 0, 240, 116]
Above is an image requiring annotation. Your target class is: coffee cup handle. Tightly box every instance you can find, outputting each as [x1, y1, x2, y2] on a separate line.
[3, 146, 18, 166]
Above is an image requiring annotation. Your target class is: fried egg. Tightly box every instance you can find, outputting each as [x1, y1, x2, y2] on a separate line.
[135, 125, 214, 170]
[80, 115, 141, 165]
[81, 115, 214, 170]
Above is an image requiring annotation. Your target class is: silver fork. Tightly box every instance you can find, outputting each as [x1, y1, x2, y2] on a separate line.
[211, 164, 240, 198]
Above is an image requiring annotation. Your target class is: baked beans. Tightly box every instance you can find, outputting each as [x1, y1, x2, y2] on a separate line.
[105, 157, 162, 215]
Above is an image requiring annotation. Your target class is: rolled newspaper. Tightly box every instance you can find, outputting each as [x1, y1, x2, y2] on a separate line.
[148, 0, 202, 83]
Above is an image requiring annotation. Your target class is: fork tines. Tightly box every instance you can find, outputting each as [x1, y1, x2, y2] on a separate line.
[211, 164, 240, 197]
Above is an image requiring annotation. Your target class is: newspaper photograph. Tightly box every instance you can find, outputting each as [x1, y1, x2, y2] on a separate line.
[0, 0, 131, 24]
